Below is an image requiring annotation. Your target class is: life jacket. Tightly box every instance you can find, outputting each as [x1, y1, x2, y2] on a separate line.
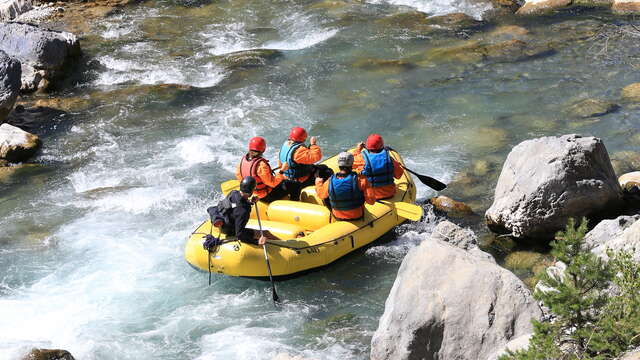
[361, 148, 394, 188]
[328, 172, 365, 211]
[239, 154, 269, 191]
[278, 141, 312, 179]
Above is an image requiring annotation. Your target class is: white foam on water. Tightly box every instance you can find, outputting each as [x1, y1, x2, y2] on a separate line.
[263, 28, 338, 51]
[370, 0, 493, 20]
[176, 136, 217, 165]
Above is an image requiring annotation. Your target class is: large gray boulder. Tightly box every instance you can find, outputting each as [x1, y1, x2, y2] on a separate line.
[486, 134, 623, 240]
[0, 50, 22, 122]
[584, 215, 640, 261]
[0, 23, 80, 92]
[370, 221, 541, 360]
[0, 123, 40, 163]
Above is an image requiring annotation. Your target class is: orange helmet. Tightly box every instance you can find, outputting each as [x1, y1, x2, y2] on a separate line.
[289, 127, 307, 143]
[248, 136, 266, 152]
[366, 133, 384, 151]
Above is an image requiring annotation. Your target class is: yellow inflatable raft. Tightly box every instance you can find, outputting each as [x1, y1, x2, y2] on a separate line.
[184, 150, 418, 278]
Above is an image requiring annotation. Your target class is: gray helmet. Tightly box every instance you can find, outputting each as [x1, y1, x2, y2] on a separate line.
[239, 176, 257, 194]
[337, 152, 354, 167]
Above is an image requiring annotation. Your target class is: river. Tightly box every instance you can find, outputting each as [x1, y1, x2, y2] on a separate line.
[1, 0, 640, 358]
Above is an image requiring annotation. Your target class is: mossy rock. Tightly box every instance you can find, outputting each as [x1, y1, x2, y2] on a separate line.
[90, 84, 195, 104]
[504, 251, 544, 271]
[22, 348, 75, 360]
[216, 49, 283, 70]
[352, 58, 415, 73]
[610, 151, 640, 176]
[376, 11, 483, 33]
[420, 39, 553, 65]
[566, 98, 619, 118]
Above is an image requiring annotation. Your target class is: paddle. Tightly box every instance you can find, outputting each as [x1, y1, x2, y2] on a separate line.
[377, 200, 423, 221]
[384, 147, 447, 191]
[400, 165, 447, 191]
[255, 201, 280, 304]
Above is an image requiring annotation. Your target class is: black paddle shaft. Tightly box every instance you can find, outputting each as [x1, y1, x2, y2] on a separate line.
[255, 202, 280, 304]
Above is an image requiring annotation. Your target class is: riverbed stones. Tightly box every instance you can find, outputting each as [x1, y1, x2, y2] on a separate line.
[612, 0, 640, 13]
[375, 11, 483, 34]
[621, 83, 640, 102]
[216, 49, 283, 70]
[0, 123, 41, 163]
[516, 0, 572, 14]
[21, 348, 75, 360]
[352, 58, 415, 74]
[0, 0, 32, 21]
[370, 221, 541, 360]
[421, 39, 553, 65]
[0, 23, 80, 93]
[584, 215, 640, 261]
[610, 151, 640, 176]
[0, 50, 22, 122]
[566, 98, 619, 118]
[485, 134, 623, 240]
[429, 195, 475, 217]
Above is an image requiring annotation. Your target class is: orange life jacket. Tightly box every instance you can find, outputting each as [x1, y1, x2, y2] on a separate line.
[239, 155, 269, 191]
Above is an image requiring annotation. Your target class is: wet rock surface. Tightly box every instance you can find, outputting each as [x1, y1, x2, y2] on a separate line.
[216, 49, 283, 70]
[566, 98, 619, 118]
[516, 0, 572, 14]
[0, 22, 80, 93]
[0, 50, 22, 122]
[486, 134, 623, 240]
[429, 195, 475, 217]
[21, 348, 75, 360]
[371, 221, 541, 360]
[0, 123, 41, 163]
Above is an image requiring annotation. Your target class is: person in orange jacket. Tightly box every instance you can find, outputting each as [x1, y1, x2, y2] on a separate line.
[351, 134, 403, 200]
[236, 136, 301, 203]
[315, 152, 375, 220]
[278, 127, 323, 189]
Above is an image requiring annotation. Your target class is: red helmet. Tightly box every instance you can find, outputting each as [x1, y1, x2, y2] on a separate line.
[366, 133, 384, 151]
[248, 136, 266, 152]
[289, 127, 307, 143]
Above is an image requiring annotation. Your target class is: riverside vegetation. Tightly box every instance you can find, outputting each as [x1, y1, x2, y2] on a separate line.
[2, 0, 640, 359]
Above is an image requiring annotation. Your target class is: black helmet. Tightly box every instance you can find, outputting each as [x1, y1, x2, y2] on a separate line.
[240, 176, 257, 194]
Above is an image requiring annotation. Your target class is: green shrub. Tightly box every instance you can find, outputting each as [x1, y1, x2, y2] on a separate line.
[501, 218, 640, 360]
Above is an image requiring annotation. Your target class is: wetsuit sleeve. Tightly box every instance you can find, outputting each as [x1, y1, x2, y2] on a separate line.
[392, 159, 403, 179]
[315, 179, 329, 200]
[257, 161, 284, 188]
[232, 197, 256, 243]
[358, 175, 376, 205]
[293, 145, 322, 164]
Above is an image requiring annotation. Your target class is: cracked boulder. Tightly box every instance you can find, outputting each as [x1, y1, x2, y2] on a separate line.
[485, 134, 622, 240]
[370, 221, 541, 360]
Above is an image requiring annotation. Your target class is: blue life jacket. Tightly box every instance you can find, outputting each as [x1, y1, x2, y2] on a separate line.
[279, 141, 312, 179]
[328, 172, 365, 211]
[361, 148, 394, 188]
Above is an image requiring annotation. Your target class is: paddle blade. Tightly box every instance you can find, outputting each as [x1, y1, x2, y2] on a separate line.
[394, 202, 423, 221]
[416, 174, 447, 191]
[221, 179, 240, 194]
[272, 286, 280, 303]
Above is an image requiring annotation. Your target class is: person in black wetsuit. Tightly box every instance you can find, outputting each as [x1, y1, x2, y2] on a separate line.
[207, 176, 267, 246]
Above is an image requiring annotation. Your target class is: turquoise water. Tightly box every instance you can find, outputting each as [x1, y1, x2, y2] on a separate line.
[2, 1, 640, 358]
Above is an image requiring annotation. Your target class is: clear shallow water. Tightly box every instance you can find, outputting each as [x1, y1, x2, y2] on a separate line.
[2, 0, 640, 359]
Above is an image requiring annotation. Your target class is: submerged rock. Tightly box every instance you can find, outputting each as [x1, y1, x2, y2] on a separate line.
[610, 150, 640, 176]
[216, 49, 283, 70]
[584, 215, 640, 261]
[621, 82, 640, 102]
[21, 348, 75, 360]
[485, 134, 623, 240]
[421, 39, 553, 65]
[370, 221, 541, 360]
[0, 123, 41, 163]
[566, 98, 619, 118]
[0, 23, 80, 93]
[516, 0, 572, 14]
[375, 11, 484, 34]
[0, 50, 22, 122]
[352, 58, 415, 73]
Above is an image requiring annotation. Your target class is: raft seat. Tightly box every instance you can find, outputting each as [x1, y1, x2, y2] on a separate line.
[267, 200, 331, 231]
[245, 219, 305, 240]
[299, 187, 323, 205]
